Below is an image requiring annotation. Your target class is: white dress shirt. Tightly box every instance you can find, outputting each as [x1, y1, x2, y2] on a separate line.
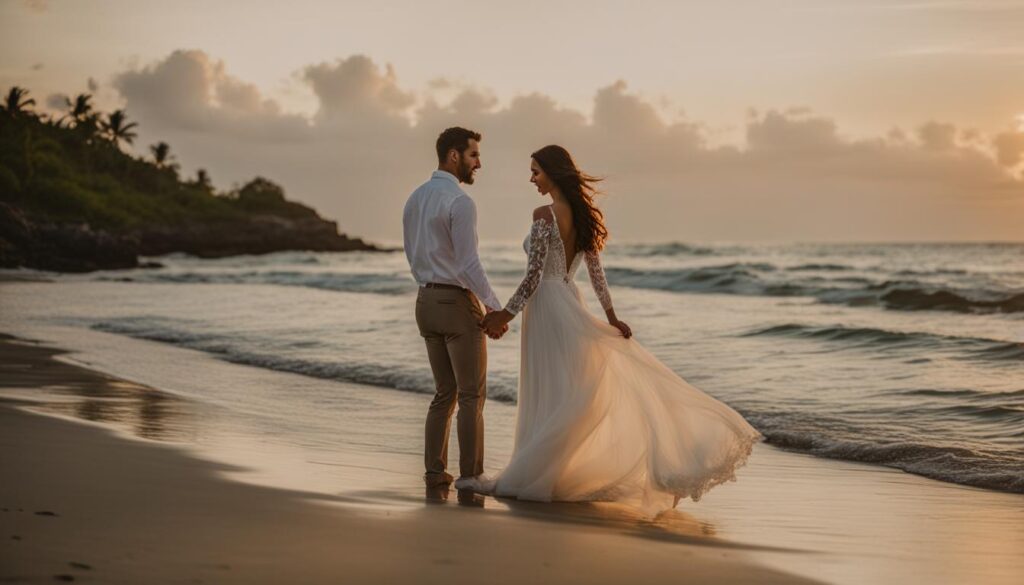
[403, 170, 502, 311]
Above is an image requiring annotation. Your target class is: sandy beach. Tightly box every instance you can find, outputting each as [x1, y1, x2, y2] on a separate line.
[0, 335, 819, 585]
[2, 332, 1022, 585]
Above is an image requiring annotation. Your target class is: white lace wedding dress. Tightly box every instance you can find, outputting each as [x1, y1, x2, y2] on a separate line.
[489, 205, 762, 510]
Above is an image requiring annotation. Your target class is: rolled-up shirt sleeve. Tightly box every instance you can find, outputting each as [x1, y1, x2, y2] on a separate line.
[450, 196, 503, 311]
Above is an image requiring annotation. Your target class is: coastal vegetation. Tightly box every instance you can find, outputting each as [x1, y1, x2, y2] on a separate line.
[0, 86, 375, 272]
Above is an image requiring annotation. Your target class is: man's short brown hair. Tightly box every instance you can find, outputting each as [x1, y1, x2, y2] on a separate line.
[436, 127, 482, 165]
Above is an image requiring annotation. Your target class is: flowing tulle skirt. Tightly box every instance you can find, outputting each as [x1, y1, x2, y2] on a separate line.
[491, 278, 762, 511]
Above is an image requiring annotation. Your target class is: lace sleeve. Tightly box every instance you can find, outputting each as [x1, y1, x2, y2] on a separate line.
[584, 249, 613, 312]
[504, 219, 553, 315]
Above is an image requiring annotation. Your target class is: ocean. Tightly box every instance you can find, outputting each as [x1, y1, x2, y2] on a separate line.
[2, 241, 1022, 494]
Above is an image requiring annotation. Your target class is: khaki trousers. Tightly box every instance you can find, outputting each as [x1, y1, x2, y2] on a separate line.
[415, 286, 487, 479]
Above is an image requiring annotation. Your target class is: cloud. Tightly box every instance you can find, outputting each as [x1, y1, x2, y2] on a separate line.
[993, 130, 1024, 168]
[302, 55, 414, 125]
[110, 50, 1024, 243]
[746, 110, 841, 152]
[427, 77, 454, 91]
[114, 50, 308, 140]
[593, 80, 666, 138]
[916, 121, 957, 150]
[45, 92, 67, 110]
[116, 50, 224, 122]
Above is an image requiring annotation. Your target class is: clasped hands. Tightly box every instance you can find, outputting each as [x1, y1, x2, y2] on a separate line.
[480, 308, 514, 340]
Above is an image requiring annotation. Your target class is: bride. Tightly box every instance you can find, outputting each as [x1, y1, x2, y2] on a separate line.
[478, 145, 762, 510]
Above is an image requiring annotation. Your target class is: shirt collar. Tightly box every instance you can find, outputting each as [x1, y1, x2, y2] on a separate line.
[431, 170, 460, 185]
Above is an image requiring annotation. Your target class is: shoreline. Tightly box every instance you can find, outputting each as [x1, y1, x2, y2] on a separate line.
[2, 329, 1023, 584]
[0, 335, 818, 585]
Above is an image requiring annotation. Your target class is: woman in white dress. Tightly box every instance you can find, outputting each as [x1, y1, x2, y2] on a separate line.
[480, 145, 762, 510]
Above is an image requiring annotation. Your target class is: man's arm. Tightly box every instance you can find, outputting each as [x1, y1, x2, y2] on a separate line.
[402, 197, 417, 280]
[451, 195, 502, 311]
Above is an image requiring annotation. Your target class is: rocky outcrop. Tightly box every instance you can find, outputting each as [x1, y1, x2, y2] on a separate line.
[0, 203, 379, 273]
[0, 203, 139, 272]
[136, 215, 376, 258]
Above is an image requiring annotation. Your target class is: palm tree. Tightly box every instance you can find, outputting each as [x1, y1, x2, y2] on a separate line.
[195, 168, 212, 191]
[150, 141, 173, 167]
[62, 93, 94, 126]
[102, 109, 138, 148]
[1, 86, 36, 116]
[60, 93, 101, 142]
[69, 93, 93, 120]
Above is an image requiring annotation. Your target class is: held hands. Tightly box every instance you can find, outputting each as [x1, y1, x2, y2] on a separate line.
[480, 308, 514, 340]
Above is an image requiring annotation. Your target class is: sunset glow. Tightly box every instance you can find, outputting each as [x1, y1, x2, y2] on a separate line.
[3, 0, 1023, 242]
[2, 4, 1023, 585]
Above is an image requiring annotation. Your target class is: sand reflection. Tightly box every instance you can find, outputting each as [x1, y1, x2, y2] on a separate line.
[0, 335, 196, 443]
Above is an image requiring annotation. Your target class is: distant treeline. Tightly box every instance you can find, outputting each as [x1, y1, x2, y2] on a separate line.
[0, 86, 325, 227]
[0, 86, 375, 272]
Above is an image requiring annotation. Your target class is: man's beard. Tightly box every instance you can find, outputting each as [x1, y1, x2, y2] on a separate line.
[457, 160, 475, 184]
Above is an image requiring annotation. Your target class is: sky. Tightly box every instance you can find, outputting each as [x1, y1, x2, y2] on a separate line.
[2, 0, 1023, 242]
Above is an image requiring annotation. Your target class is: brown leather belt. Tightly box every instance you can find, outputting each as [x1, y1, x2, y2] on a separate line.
[423, 282, 468, 291]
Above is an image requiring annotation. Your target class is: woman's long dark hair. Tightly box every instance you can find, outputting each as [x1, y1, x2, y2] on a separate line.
[531, 145, 608, 253]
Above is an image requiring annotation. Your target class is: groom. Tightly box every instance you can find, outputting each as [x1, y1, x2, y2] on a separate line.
[402, 127, 506, 491]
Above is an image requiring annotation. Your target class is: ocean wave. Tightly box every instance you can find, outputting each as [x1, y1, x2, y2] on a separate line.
[968, 342, 1024, 361]
[877, 286, 1024, 314]
[601, 263, 1024, 314]
[744, 323, 929, 344]
[761, 431, 1024, 493]
[148, 251, 332, 267]
[893, 268, 968, 276]
[926, 404, 1024, 423]
[89, 318, 519, 402]
[612, 242, 720, 257]
[741, 323, 1024, 361]
[785, 263, 853, 271]
[604, 263, 780, 296]
[97, 270, 418, 295]
[901, 388, 1024, 400]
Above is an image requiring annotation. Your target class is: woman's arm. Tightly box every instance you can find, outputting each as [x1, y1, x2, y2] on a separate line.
[480, 207, 553, 335]
[585, 249, 632, 338]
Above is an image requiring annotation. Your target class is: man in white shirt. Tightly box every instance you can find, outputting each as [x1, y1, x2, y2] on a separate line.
[403, 127, 505, 491]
